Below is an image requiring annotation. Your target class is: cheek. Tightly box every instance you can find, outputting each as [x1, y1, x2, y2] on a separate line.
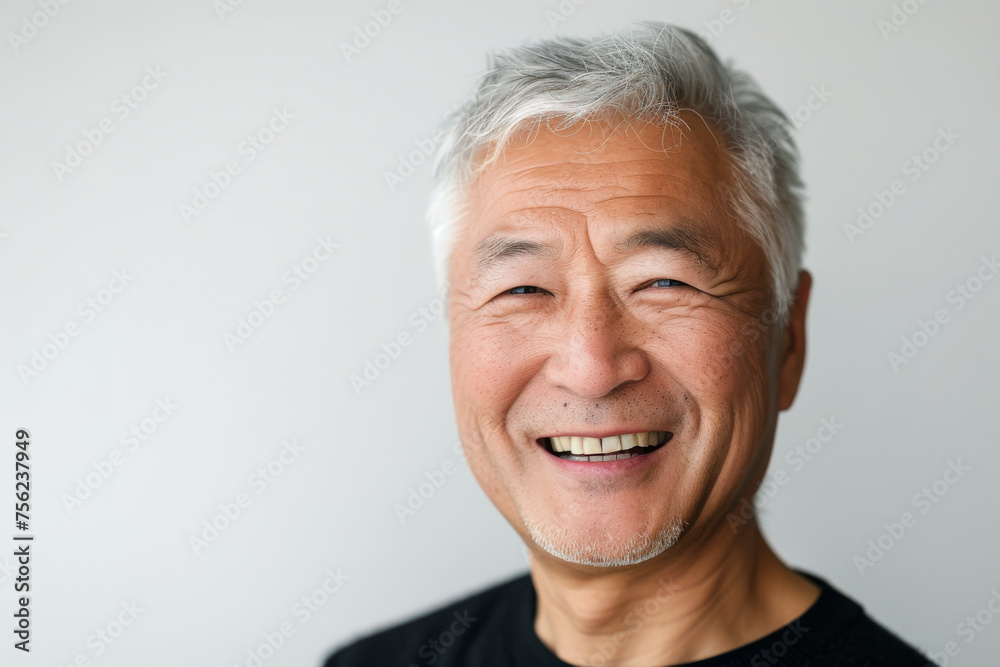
[647, 311, 776, 506]
[451, 318, 549, 398]
[449, 321, 550, 509]
[651, 308, 772, 416]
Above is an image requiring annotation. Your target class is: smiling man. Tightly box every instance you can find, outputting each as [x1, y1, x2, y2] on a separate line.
[325, 21, 927, 666]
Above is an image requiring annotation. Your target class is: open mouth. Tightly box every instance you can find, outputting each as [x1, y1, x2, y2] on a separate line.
[538, 431, 672, 462]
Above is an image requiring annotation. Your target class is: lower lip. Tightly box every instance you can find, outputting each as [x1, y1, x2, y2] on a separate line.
[538, 436, 672, 478]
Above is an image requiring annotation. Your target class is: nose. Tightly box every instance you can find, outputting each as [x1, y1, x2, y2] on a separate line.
[543, 290, 650, 399]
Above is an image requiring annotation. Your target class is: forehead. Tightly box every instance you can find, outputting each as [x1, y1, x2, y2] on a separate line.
[456, 113, 740, 262]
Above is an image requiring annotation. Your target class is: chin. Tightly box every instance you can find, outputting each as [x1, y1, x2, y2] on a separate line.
[519, 512, 687, 568]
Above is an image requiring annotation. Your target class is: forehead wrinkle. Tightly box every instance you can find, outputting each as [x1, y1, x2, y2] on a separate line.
[483, 160, 711, 221]
[485, 148, 673, 186]
[499, 160, 683, 191]
[475, 186, 612, 229]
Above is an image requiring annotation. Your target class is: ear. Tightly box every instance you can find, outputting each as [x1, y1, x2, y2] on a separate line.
[776, 270, 812, 411]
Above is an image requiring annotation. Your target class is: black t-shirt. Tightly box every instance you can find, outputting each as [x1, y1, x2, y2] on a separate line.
[323, 570, 929, 666]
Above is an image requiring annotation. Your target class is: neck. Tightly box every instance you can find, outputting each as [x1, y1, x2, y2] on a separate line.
[529, 520, 820, 666]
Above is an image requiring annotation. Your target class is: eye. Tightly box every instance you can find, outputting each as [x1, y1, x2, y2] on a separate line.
[650, 278, 688, 288]
[507, 285, 549, 295]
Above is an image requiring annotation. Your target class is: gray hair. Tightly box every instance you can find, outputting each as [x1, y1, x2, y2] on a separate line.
[426, 20, 805, 325]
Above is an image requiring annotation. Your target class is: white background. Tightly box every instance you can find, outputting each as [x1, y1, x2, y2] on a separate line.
[1, 1, 998, 665]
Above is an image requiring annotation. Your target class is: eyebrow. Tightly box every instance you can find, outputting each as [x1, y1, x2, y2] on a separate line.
[612, 224, 719, 272]
[473, 235, 557, 276]
[472, 222, 719, 279]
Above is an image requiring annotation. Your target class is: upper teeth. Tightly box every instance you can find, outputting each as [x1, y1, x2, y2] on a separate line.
[548, 431, 666, 455]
